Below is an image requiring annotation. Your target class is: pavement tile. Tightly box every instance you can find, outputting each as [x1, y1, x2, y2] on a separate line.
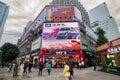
[0, 67, 120, 80]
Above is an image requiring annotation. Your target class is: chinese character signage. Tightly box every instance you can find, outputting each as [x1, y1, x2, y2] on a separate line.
[107, 46, 120, 53]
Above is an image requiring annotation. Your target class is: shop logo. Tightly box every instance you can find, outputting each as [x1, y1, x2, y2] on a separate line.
[45, 24, 51, 27]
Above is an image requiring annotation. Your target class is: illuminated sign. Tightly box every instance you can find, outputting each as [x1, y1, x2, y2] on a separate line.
[45, 6, 75, 22]
[46, 50, 76, 55]
[42, 22, 81, 50]
[54, 51, 67, 55]
[107, 46, 120, 53]
[30, 6, 83, 31]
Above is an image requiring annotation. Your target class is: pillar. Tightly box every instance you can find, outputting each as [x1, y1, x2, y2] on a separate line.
[101, 54, 106, 68]
[114, 53, 120, 71]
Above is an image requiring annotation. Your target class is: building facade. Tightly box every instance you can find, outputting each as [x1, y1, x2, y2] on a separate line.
[89, 2, 120, 41]
[17, 21, 33, 62]
[0, 1, 9, 41]
[18, 0, 98, 67]
[50, 0, 90, 26]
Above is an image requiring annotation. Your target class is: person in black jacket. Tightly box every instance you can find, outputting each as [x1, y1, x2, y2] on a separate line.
[23, 61, 28, 74]
[69, 62, 74, 80]
[38, 61, 44, 76]
[93, 60, 97, 71]
[28, 61, 33, 73]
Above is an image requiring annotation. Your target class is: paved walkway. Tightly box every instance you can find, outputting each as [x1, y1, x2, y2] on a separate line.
[0, 67, 120, 80]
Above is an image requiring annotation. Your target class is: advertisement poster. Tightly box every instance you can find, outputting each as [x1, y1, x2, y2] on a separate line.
[42, 22, 81, 50]
[31, 5, 83, 31]
[45, 6, 76, 22]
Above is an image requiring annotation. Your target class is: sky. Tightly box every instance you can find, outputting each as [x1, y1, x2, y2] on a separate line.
[0, 0, 120, 47]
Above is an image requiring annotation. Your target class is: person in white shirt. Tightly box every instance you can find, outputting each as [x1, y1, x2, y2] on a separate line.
[19, 62, 24, 76]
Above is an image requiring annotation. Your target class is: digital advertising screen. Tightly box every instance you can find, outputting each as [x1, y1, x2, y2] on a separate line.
[42, 22, 81, 50]
[45, 6, 75, 22]
[30, 5, 83, 31]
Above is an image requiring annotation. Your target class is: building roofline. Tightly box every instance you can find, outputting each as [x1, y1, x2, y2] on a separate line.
[89, 2, 106, 12]
[0, 1, 9, 7]
[0, 1, 6, 5]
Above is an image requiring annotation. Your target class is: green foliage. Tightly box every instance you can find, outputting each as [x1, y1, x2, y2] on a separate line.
[96, 27, 108, 46]
[0, 43, 19, 62]
[106, 55, 117, 69]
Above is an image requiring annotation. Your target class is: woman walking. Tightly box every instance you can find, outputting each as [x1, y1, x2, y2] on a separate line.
[63, 62, 70, 80]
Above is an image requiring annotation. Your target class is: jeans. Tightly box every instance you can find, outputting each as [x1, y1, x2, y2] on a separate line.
[48, 69, 51, 75]
[38, 69, 42, 76]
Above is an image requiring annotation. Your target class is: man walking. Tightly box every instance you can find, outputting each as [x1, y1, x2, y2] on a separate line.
[47, 62, 52, 75]
[38, 61, 44, 76]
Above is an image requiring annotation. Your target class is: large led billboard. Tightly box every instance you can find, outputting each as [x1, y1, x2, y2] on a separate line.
[42, 22, 81, 50]
[31, 5, 83, 31]
[45, 6, 75, 22]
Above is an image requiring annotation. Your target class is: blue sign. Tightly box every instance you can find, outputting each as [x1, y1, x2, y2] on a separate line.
[46, 50, 76, 55]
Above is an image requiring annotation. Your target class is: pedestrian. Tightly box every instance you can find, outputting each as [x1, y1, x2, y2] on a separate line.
[28, 61, 33, 73]
[76, 61, 79, 69]
[38, 61, 44, 76]
[69, 62, 74, 80]
[1, 62, 5, 68]
[13, 62, 18, 77]
[63, 62, 70, 80]
[47, 62, 52, 75]
[93, 60, 97, 71]
[81, 61, 85, 67]
[79, 61, 81, 70]
[19, 62, 24, 76]
[8, 63, 13, 72]
[23, 61, 28, 74]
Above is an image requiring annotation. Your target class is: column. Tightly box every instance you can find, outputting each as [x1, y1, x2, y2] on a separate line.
[101, 54, 106, 68]
[114, 53, 120, 71]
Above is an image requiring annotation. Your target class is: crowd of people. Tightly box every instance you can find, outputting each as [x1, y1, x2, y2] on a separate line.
[0, 61, 33, 77]
[0, 60, 97, 80]
[38, 60, 84, 80]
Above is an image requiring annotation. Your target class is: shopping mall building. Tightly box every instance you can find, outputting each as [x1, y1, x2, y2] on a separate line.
[17, 0, 98, 67]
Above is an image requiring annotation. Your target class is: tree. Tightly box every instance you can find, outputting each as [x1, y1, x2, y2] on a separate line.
[0, 43, 19, 62]
[96, 27, 108, 46]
